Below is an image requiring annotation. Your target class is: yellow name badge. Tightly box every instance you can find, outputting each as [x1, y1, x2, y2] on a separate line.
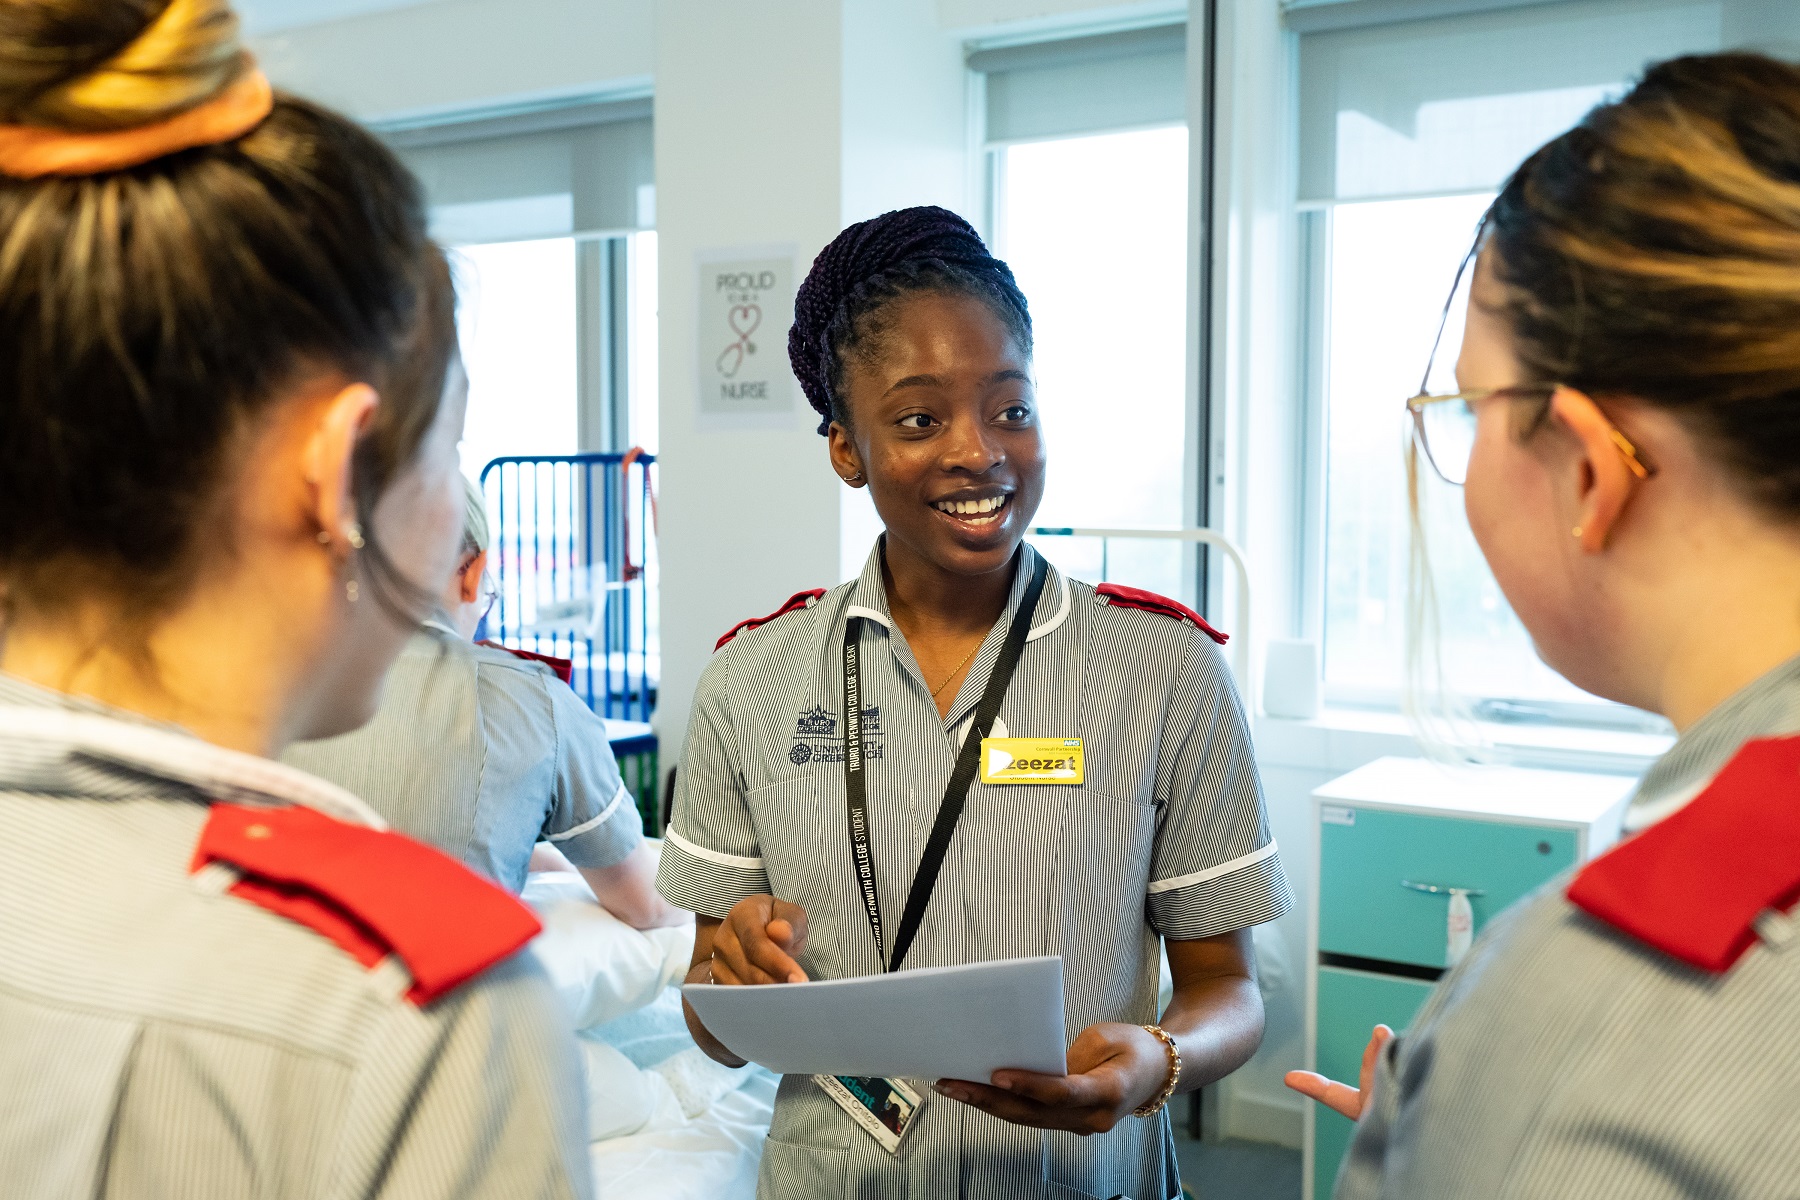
[979, 737, 1085, 785]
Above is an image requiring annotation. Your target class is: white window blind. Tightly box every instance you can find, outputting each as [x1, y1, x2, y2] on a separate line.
[1297, 0, 1724, 203]
[971, 23, 1187, 144]
[382, 97, 654, 245]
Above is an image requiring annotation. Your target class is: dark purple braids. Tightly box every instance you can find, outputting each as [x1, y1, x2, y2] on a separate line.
[787, 205, 1032, 436]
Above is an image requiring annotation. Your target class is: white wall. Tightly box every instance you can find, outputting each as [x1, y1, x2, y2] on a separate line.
[252, 0, 652, 121]
[650, 0, 846, 769]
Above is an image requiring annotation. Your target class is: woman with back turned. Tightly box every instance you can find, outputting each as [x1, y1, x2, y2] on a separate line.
[0, 1, 589, 1195]
[657, 206, 1294, 1199]
[1285, 53, 1800, 1199]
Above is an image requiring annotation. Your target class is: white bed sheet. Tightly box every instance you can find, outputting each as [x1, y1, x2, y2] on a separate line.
[590, 1067, 777, 1200]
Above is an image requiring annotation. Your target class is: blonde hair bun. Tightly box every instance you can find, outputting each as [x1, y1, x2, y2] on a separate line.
[0, 0, 244, 133]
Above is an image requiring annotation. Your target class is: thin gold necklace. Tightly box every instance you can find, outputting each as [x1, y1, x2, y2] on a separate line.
[930, 639, 984, 698]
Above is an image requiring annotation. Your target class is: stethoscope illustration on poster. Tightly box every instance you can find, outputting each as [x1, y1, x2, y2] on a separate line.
[716, 299, 761, 378]
[696, 247, 796, 424]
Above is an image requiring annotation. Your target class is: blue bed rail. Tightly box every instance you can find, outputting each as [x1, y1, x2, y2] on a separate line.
[478, 452, 658, 724]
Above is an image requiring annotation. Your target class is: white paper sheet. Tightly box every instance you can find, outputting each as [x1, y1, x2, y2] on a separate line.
[682, 956, 1067, 1081]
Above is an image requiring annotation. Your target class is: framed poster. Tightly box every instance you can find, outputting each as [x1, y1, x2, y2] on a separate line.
[696, 246, 797, 425]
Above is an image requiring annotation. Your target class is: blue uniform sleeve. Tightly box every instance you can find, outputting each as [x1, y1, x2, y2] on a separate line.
[539, 674, 644, 871]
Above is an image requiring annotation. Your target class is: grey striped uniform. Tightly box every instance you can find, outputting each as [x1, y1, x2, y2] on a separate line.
[656, 542, 1293, 1200]
[1336, 653, 1800, 1200]
[0, 673, 593, 1200]
[284, 622, 642, 894]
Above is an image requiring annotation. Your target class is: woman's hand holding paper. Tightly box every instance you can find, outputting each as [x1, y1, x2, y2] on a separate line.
[933, 1021, 1171, 1135]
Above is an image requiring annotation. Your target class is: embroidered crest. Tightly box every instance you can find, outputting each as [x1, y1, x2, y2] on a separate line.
[795, 706, 836, 737]
[789, 705, 883, 765]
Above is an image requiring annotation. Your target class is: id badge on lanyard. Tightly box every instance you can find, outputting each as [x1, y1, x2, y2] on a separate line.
[818, 554, 1049, 1151]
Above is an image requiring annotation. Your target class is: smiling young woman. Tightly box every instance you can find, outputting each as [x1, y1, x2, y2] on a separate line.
[655, 206, 1294, 1200]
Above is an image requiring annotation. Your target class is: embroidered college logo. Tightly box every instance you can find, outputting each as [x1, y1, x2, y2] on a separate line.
[795, 706, 836, 737]
[789, 704, 883, 765]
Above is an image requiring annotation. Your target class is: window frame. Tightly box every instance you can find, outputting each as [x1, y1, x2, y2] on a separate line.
[970, 16, 1216, 612]
[1284, 0, 1723, 731]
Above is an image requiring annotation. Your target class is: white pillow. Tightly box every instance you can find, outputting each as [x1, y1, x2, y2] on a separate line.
[523, 871, 695, 1031]
[580, 1037, 663, 1141]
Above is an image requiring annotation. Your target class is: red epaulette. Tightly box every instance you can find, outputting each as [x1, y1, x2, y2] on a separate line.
[192, 803, 542, 1005]
[479, 641, 574, 686]
[715, 588, 826, 651]
[1096, 583, 1228, 646]
[1567, 735, 1800, 973]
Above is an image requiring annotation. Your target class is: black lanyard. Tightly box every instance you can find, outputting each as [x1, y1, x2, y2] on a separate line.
[841, 553, 1049, 973]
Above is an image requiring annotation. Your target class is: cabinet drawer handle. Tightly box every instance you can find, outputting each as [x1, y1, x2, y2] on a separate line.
[1399, 879, 1485, 897]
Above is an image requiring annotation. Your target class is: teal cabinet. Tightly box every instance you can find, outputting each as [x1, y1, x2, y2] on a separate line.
[1318, 808, 1577, 969]
[1303, 758, 1634, 1200]
[1311, 967, 1434, 1200]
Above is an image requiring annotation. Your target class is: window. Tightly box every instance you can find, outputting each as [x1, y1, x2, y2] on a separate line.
[628, 230, 660, 454]
[975, 23, 1196, 601]
[453, 238, 580, 480]
[385, 97, 655, 471]
[996, 127, 1190, 599]
[1302, 0, 1723, 711]
[383, 100, 661, 684]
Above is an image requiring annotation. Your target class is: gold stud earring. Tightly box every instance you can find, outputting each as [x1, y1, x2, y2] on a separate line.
[316, 530, 332, 546]
[1572, 526, 1584, 540]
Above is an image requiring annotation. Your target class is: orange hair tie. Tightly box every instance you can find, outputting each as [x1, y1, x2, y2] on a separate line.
[0, 67, 272, 179]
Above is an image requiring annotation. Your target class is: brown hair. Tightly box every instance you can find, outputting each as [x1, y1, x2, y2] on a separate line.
[1480, 51, 1800, 516]
[0, 0, 456, 621]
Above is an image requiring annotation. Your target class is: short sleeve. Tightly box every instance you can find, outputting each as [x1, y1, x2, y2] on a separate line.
[1147, 633, 1294, 939]
[364, 952, 593, 1199]
[655, 649, 770, 917]
[540, 676, 643, 870]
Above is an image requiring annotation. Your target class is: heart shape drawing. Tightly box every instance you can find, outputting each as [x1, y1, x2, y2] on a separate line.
[729, 304, 762, 338]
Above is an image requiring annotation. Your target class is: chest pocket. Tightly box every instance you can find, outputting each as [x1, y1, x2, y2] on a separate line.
[743, 774, 849, 983]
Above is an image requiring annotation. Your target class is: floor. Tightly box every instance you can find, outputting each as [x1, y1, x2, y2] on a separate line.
[1173, 1133, 1301, 1200]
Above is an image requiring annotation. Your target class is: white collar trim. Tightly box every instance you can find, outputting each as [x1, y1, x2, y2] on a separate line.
[843, 566, 1070, 642]
[0, 706, 388, 829]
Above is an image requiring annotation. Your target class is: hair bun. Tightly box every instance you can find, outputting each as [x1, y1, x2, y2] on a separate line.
[0, 0, 244, 133]
[789, 205, 1014, 431]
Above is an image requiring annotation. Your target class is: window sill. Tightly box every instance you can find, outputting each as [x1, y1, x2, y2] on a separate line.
[1253, 705, 1671, 779]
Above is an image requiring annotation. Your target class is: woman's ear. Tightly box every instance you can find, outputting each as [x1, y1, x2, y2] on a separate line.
[1551, 385, 1643, 553]
[827, 420, 866, 487]
[458, 549, 489, 605]
[300, 382, 380, 545]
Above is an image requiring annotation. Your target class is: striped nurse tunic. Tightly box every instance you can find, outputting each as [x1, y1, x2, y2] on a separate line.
[656, 542, 1293, 1200]
[0, 673, 592, 1200]
[1335, 653, 1800, 1200]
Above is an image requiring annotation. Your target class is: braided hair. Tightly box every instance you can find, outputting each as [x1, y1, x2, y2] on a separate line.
[788, 205, 1032, 436]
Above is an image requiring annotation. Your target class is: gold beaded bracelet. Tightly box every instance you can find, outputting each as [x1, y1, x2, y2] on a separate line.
[1132, 1024, 1182, 1117]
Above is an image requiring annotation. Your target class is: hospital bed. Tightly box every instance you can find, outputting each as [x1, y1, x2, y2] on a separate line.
[525, 867, 775, 1199]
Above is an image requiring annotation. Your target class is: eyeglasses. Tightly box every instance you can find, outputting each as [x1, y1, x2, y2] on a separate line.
[1407, 385, 1655, 489]
[1406, 255, 1654, 487]
[476, 572, 498, 626]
